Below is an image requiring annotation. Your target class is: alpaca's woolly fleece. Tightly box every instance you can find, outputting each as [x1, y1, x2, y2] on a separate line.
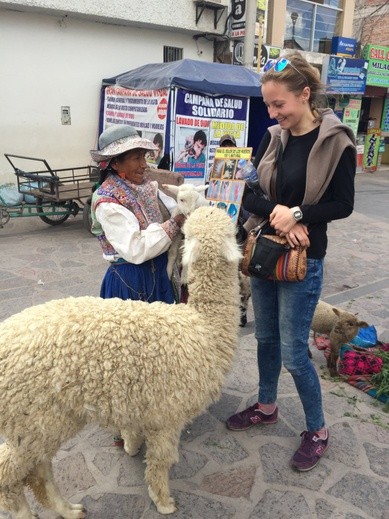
[0, 206, 241, 518]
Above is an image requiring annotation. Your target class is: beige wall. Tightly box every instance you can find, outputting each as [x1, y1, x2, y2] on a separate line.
[0, 7, 215, 183]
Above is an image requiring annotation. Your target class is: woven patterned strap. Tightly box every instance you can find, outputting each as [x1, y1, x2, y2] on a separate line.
[273, 245, 307, 282]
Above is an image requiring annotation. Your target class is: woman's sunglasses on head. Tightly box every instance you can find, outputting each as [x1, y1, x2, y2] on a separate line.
[263, 58, 308, 85]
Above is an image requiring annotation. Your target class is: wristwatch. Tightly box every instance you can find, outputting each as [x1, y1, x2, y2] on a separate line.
[291, 206, 303, 222]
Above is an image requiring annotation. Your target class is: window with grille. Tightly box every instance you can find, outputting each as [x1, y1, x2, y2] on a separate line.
[284, 0, 344, 53]
[163, 46, 183, 62]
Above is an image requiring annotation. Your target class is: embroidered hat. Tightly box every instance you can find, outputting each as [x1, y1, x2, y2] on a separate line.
[219, 134, 237, 147]
[90, 125, 157, 163]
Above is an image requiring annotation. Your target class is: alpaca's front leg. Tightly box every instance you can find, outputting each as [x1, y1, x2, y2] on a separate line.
[121, 429, 144, 456]
[327, 345, 339, 377]
[0, 484, 37, 519]
[144, 430, 179, 514]
[0, 444, 38, 519]
[167, 237, 181, 280]
[26, 460, 86, 519]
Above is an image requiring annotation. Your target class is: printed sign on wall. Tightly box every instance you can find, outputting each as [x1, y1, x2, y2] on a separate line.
[362, 44, 389, 88]
[102, 86, 168, 166]
[363, 128, 381, 172]
[173, 89, 249, 182]
[206, 147, 252, 224]
[322, 56, 368, 94]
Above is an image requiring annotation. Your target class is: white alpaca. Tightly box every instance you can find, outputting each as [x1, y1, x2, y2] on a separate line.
[162, 183, 208, 280]
[0, 206, 241, 519]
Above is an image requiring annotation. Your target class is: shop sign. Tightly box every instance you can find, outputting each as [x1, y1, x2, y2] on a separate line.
[331, 37, 357, 58]
[258, 45, 282, 70]
[381, 94, 389, 133]
[230, 0, 265, 39]
[363, 128, 381, 172]
[362, 44, 389, 88]
[337, 97, 362, 137]
[233, 41, 281, 70]
[321, 55, 368, 94]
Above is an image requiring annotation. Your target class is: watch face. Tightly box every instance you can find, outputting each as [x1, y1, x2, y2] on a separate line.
[293, 210, 302, 220]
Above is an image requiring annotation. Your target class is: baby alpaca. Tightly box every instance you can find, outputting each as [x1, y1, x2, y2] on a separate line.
[0, 206, 241, 519]
[311, 300, 369, 376]
[162, 183, 208, 279]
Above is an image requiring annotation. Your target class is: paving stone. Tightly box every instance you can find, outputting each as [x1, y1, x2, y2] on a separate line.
[325, 422, 361, 468]
[83, 426, 116, 448]
[208, 392, 242, 422]
[143, 490, 235, 518]
[260, 443, 330, 490]
[171, 449, 208, 479]
[93, 450, 122, 477]
[180, 412, 218, 442]
[117, 454, 146, 487]
[202, 434, 249, 464]
[327, 472, 389, 519]
[363, 442, 389, 478]
[53, 452, 96, 495]
[249, 489, 311, 518]
[277, 395, 306, 431]
[200, 465, 257, 498]
[81, 493, 146, 519]
[225, 348, 260, 393]
[315, 499, 366, 519]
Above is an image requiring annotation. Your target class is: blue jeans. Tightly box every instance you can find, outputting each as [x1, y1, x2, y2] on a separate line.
[251, 258, 324, 432]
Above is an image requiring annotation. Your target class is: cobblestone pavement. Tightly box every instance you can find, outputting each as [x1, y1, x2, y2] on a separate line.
[0, 169, 388, 519]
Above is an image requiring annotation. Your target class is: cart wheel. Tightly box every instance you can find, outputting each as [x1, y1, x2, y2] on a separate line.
[0, 207, 10, 227]
[83, 199, 93, 233]
[36, 198, 72, 225]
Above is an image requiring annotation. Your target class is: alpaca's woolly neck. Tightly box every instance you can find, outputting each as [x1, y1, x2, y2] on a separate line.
[186, 256, 240, 369]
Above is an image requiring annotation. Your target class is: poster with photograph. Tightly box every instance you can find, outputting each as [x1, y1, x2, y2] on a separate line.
[102, 86, 168, 167]
[174, 125, 209, 180]
[206, 147, 252, 224]
[173, 88, 250, 182]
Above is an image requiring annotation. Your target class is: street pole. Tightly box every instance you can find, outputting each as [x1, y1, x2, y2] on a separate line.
[243, 0, 257, 69]
[257, 13, 264, 72]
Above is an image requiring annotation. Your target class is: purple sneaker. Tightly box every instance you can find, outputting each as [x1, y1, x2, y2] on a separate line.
[291, 430, 329, 471]
[226, 404, 278, 431]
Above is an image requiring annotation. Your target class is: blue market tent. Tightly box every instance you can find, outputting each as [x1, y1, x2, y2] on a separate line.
[102, 58, 262, 97]
[100, 59, 273, 164]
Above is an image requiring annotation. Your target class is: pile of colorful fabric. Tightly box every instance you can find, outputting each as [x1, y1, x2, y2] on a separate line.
[314, 325, 389, 404]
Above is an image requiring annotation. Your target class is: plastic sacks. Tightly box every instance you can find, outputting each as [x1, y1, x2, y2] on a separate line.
[0, 184, 23, 206]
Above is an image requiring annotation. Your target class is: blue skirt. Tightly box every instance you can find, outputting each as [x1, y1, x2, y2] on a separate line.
[100, 252, 175, 303]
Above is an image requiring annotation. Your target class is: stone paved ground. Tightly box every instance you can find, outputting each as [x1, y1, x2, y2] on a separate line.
[0, 169, 388, 519]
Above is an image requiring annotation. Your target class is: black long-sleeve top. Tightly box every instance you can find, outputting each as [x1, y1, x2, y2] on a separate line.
[244, 128, 356, 259]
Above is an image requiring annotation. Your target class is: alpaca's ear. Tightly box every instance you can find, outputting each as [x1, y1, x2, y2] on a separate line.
[195, 184, 208, 194]
[222, 236, 242, 263]
[162, 184, 179, 195]
[333, 308, 341, 317]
